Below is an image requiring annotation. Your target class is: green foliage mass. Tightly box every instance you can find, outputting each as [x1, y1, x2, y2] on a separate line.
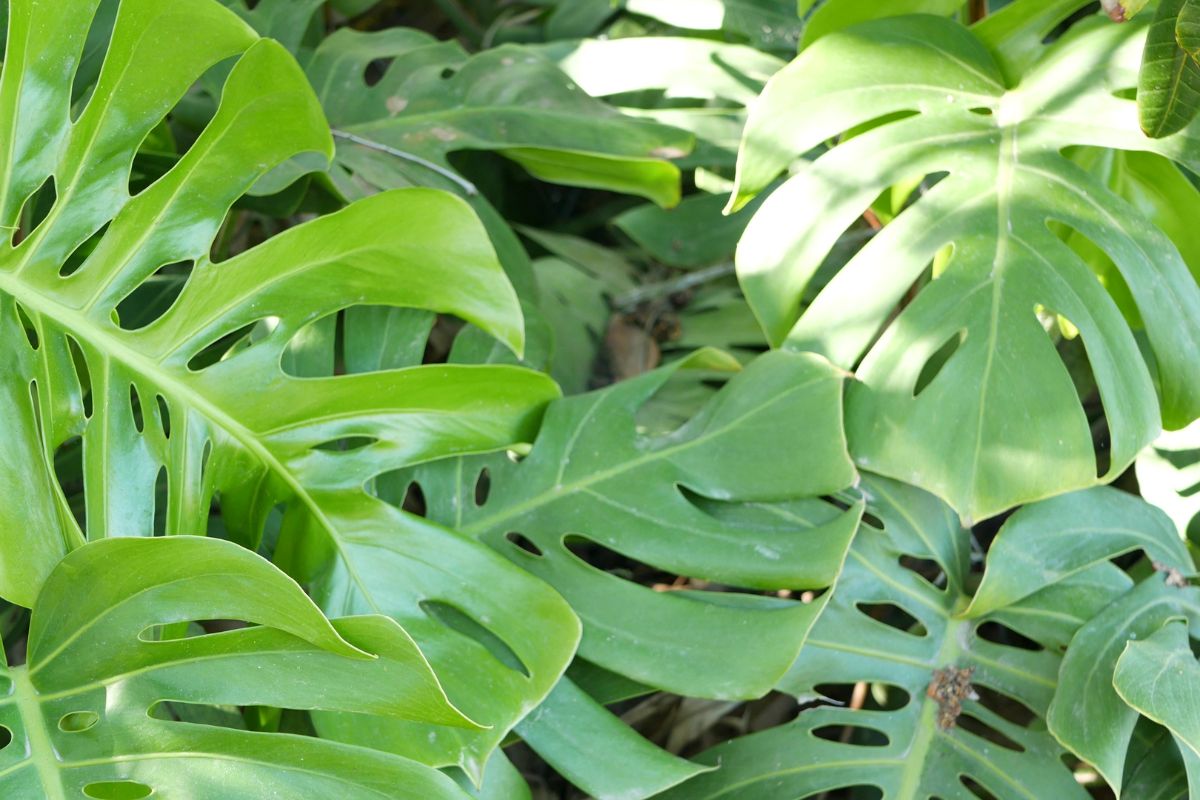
[0, 1, 1199, 798]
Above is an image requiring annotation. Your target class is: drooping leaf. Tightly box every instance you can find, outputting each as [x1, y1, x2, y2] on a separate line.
[514, 677, 712, 800]
[0, 536, 473, 799]
[1114, 621, 1200, 797]
[0, 0, 579, 782]
[1050, 577, 1200, 792]
[1138, 0, 1200, 138]
[968, 485, 1192, 617]
[731, 10, 1200, 522]
[661, 476, 1119, 799]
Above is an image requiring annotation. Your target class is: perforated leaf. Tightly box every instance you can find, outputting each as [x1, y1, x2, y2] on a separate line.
[0, 0, 578, 782]
[732, 7, 1200, 522]
[0, 536, 473, 799]
[660, 476, 1158, 799]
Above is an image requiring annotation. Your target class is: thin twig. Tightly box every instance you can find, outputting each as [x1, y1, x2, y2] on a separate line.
[614, 262, 736, 310]
[330, 129, 479, 196]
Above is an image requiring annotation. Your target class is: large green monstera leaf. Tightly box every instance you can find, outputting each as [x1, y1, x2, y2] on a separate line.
[313, 350, 859, 791]
[0, 0, 579, 782]
[303, 27, 692, 207]
[425, 349, 859, 700]
[0, 536, 475, 798]
[731, 2, 1200, 522]
[659, 478, 1192, 799]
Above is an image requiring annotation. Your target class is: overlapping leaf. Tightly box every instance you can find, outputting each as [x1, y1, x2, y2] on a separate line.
[731, 4, 1200, 522]
[660, 479, 1183, 799]
[0, 536, 474, 798]
[0, 0, 579, 782]
[303, 28, 692, 207]
[315, 349, 859, 795]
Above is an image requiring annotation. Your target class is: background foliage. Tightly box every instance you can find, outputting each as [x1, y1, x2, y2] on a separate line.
[1, 1, 1200, 798]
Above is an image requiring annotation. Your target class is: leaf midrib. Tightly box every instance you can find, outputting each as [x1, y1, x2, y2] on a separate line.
[460, 374, 829, 537]
[0, 271, 382, 613]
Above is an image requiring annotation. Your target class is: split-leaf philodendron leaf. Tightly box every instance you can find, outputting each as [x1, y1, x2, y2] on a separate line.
[731, 4, 1200, 523]
[0, 536, 476, 798]
[0, 0, 579, 782]
[661, 477, 1189, 799]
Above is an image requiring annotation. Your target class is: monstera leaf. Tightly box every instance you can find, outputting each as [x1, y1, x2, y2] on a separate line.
[302, 28, 692, 207]
[659, 478, 1190, 799]
[730, 2, 1200, 523]
[1113, 622, 1200, 796]
[535, 37, 784, 164]
[421, 349, 859, 699]
[0, 536, 475, 798]
[0, 0, 579, 782]
[314, 349, 859, 794]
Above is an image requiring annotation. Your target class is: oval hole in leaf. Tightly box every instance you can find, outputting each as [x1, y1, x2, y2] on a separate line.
[974, 621, 1044, 652]
[898, 555, 945, 591]
[138, 619, 249, 643]
[363, 57, 395, 87]
[474, 467, 491, 506]
[156, 394, 170, 438]
[973, 684, 1036, 728]
[0, 724, 11, 750]
[855, 602, 927, 637]
[14, 301, 37, 349]
[960, 773, 1000, 800]
[313, 436, 378, 452]
[505, 531, 542, 557]
[811, 724, 890, 747]
[115, 261, 192, 331]
[84, 781, 153, 800]
[420, 599, 530, 677]
[956, 713, 1025, 753]
[913, 330, 966, 397]
[813, 683, 911, 711]
[59, 222, 110, 278]
[11, 175, 56, 247]
[58, 710, 100, 733]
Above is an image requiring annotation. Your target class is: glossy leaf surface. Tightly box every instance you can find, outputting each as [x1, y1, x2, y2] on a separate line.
[0, 536, 472, 799]
[662, 477, 1135, 799]
[732, 10, 1200, 522]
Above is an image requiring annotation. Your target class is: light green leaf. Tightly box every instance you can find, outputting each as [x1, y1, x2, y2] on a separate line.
[968, 486, 1192, 617]
[410, 349, 858, 699]
[515, 678, 711, 800]
[537, 37, 783, 165]
[1139, 0, 1200, 137]
[660, 475, 1095, 800]
[799, 0, 967, 48]
[732, 13, 1200, 522]
[0, 0, 577, 782]
[0, 536, 472, 799]
[1049, 577, 1200, 792]
[304, 29, 691, 207]
[1114, 621, 1200, 795]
